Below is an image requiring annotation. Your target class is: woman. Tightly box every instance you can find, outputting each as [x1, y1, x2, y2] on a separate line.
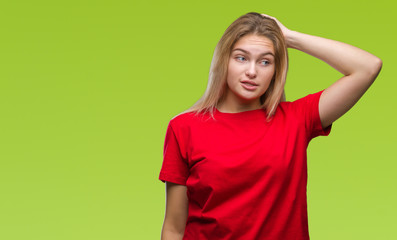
[159, 12, 382, 239]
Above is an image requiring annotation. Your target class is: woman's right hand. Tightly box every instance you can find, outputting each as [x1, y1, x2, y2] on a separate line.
[260, 14, 295, 47]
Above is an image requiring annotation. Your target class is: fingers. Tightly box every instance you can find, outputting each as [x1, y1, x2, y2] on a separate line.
[259, 13, 290, 41]
[260, 14, 279, 26]
[260, 13, 280, 24]
[261, 13, 275, 20]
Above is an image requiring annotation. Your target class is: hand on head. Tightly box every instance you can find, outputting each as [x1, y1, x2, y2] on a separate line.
[260, 14, 292, 42]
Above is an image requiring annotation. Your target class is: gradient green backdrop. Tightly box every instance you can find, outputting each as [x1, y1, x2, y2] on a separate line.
[0, 0, 395, 239]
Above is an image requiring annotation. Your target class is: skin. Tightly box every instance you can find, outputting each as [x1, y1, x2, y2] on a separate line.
[261, 13, 382, 129]
[161, 13, 382, 239]
[217, 34, 276, 113]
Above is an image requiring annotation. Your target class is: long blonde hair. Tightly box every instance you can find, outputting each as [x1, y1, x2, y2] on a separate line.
[179, 12, 288, 121]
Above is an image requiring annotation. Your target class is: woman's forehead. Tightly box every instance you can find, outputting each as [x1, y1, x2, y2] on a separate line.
[233, 35, 275, 55]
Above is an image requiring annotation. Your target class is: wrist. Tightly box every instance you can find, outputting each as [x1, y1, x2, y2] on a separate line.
[284, 30, 300, 49]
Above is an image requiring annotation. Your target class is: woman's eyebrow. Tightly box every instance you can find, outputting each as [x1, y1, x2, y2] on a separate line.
[232, 48, 274, 57]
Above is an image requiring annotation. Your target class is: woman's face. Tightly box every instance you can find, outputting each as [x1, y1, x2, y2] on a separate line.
[224, 34, 275, 109]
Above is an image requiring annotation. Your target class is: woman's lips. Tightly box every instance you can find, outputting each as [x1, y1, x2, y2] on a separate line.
[241, 82, 258, 90]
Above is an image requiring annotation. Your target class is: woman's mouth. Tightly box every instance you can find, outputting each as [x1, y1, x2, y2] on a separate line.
[241, 82, 258, 90]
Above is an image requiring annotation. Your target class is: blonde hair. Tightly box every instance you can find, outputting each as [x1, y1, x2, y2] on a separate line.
[179, 12, 288, 121]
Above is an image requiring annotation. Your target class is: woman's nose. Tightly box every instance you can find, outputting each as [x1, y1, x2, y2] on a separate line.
[245, 63, 257, 78]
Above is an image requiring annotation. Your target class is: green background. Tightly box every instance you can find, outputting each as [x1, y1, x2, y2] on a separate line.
[0, 0, 395, 239]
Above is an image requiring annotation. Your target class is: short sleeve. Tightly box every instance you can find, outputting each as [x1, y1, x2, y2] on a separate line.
[293, 89, 332, 141]
[158, 120, 189, 185]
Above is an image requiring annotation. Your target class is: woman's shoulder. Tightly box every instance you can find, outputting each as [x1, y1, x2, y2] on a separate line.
[170, 111, 194, 124]
[275, 100, 294, 112]
[273, 96, 310, 119]
[279, 90, 325, 110]
[169, 110, 210, 127]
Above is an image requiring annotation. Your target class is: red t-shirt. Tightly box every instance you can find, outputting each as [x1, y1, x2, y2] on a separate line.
[159, 90, 332, 239]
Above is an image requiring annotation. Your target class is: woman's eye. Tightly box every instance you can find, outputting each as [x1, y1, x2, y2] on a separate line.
[261, 60, 270, 65]
[236, 56, 246, 61]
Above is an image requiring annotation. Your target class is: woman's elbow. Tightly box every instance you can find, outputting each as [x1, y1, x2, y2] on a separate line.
[370, 57, 383, 80]
[362, 57, 382, 83]
[161, 226, 185, 240]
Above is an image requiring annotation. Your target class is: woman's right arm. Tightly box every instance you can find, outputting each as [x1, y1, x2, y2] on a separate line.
[161, 181, 189, 240]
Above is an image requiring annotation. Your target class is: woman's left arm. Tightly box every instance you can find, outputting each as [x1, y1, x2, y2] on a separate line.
[288, 30, 382, 129]
[262, 14, 383, 129]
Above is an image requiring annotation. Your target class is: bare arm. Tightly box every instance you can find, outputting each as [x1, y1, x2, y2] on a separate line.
[262, 14, 383, 128]
[287, 30, 382, 128]
[161, 181, 188, 240]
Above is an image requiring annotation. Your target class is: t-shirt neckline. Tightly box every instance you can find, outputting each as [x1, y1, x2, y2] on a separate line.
[214, 107, 266, 120]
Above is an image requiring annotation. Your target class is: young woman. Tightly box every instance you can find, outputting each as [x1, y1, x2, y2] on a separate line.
[159, 12, 382, 239]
